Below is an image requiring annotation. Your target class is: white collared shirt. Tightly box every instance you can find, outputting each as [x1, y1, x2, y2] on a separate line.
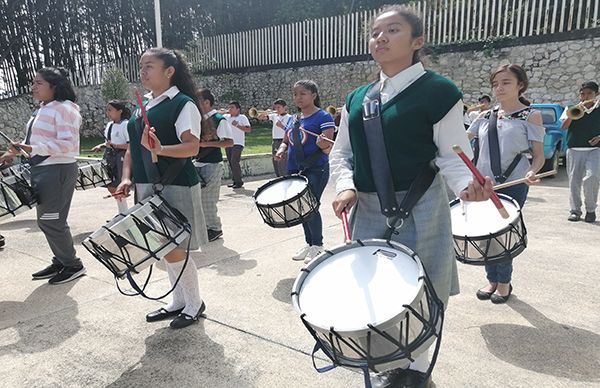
[144, 86, 201, 141]
[268, 112, 294, 139]
[206, 109, 233, 140]
[330, 62, 473, 196]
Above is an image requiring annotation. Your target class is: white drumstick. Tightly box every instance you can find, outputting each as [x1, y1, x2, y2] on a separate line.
[492, 170, 558, 190]
[300, 128, 335, 144]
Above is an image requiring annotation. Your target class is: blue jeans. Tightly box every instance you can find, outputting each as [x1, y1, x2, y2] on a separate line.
[296, 164, 329, 246]
[485, 183, 529, 284]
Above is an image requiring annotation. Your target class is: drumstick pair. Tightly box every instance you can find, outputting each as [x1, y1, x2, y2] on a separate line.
[0, 130, 30, 158]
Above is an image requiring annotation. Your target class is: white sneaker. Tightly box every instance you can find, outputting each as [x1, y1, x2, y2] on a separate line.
[292, 245, 311, 261]
[304, 245, 324, 263]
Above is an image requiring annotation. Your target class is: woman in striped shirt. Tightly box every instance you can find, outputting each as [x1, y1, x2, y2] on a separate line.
[2, 67, 85, 285]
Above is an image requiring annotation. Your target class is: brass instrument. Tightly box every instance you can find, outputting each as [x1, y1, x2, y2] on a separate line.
[566, 98, 600, 120]
[325, 105, 342, 116]
[466, 103, 486, 112]
[248, 107, 276, 118]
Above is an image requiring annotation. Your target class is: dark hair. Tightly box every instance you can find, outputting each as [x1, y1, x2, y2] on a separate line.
[107, 100, 131, 120]
[197, 88, 215, 107]
[580, 81, 599, 93]
[36, 67, 77, 102]
[294, 79, 321, 108]
[143, 47, 201, 110]
[490, 64, 531, 106]
[373, 5, 424, 65]
[273, 99, 287, 107]
[228, 101, 241, 110]
[478, 94, 492, 103]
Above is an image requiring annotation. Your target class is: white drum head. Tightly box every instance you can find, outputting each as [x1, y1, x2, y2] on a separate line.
[256, 177, 307, 205]
[451, 197, 519, 236]
[298, 245, 422, 332]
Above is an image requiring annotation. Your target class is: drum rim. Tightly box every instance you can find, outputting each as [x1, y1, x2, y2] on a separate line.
[292, 239, 427, 335]
[253, 174, 309, 206]
[449, 193, 523, 239]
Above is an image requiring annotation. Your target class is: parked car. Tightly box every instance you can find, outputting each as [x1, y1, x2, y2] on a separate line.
[530, 103, 568, 173]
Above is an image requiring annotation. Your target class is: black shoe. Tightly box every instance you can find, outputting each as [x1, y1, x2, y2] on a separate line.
[399, 370, 432, 388]
[231, 183, 243, 189]
[170, 301, 206, 329]
[207, 229, 223, 242]
[48, 265, 86, 284]
[146, 307, 184, 322]
[491, 284, 513, 304]
[584, 212, 596, 223]
[32, 263, 64, 280]
[227, 183, 235, 188]
[0, 235, 4, 248]
[568, 212, 581, 222]
[370, 369, 407, 388]
[476, 287, 495, 300]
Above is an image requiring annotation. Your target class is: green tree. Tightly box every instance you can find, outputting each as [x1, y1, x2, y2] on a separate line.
[101, 67, 130, 102]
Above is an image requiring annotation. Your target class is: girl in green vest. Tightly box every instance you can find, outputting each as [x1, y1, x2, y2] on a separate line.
[115, 48, 208, 330]
[330, 5, 493, 387]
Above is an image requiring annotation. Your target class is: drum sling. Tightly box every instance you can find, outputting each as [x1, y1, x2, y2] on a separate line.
[487, 108, 523, 184]
[361, 81, 439, 241]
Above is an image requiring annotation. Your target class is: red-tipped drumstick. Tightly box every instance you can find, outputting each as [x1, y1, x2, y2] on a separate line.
[452, 145, 510, 219]
[134, 88, 158, 163]
[341, 210, 351, 243]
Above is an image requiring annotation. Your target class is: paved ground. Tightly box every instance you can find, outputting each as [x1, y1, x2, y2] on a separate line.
[1, 167, 599, 388]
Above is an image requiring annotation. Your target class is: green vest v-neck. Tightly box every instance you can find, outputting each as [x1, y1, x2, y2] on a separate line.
[346, 71, 461, 192]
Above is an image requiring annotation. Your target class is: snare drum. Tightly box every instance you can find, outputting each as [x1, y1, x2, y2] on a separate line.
[449, 193, 527, 265]
[1, 163, 31, 181]
[75, 161, 112, 190]
[254, 175, 319, 228]
[0, 174, 37, 220]
[292, 239, 443, 373]
[82, 194, 190, 278]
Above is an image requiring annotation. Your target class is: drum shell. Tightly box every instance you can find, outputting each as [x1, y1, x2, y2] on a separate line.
[82, 195, 190, 278]
[450, 194, 527, 265]
[292, 239, 442, 372]
[254, 175, 319, 228]
[75, 162, 111, 190]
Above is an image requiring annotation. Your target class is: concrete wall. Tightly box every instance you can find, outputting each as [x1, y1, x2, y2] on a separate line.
[1, 35, 598, 141]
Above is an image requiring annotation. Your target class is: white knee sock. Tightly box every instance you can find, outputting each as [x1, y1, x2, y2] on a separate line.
[163, 261, 185, 312]
[116, 198, 128, 214]
[167, 259, 202, 317]
[409, 347, 430, 373]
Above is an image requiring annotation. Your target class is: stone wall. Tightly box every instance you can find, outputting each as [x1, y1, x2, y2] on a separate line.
[1, 35, 598, 141]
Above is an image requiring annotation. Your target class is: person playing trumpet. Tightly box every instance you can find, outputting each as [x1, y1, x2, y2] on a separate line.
[255, 99, 293, 177]
[560, 81, 600, 223]
[466, 94, 492, 124]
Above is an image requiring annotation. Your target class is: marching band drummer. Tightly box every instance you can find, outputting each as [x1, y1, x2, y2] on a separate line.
[91, 100, 131, 214]
[274, 80, 335, 264]
[467, 64, 545, 304]
[1, 67, 86, 285]
[329, 6, 493, 387]
[114, 47, 208, 329]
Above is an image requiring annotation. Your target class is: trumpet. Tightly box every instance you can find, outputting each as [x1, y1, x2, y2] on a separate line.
[465, 103, 486, 112]
[248, 107, 276, 118]
[325, 105, 342, 116]
[566, 98, 600, 120]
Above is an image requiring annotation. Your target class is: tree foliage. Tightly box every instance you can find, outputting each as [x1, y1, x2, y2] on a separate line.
[101, 68, 130, 102]
[0, 0, 391, 92]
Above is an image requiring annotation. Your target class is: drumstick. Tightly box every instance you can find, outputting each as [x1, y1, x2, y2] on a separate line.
[452, 145, 510, 219]
[0, 130, 30, 158]
[134, 88, 158, 163]
[341, 210, 351, 243]
[300, 128, 335, 144]
[493, 170, 558, 190]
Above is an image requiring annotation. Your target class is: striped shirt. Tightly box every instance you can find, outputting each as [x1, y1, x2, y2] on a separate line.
[26, 100, 81, 166]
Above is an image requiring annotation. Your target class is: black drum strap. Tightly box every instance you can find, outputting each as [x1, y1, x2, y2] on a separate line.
[488, 109, 522, 183]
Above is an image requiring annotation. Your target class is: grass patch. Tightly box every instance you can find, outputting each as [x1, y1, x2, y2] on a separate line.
[80, 121, 273, 156]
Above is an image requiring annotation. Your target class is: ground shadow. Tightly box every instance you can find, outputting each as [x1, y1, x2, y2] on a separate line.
[0, 218, 38, 232]
[106, 324, 253, 388]
[0, 281, 80, 356]
[272, 278, 295, 305]
[194, 239, 257, 277]
[480, 296, 600, 383]
[223, 187, 255, 197]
